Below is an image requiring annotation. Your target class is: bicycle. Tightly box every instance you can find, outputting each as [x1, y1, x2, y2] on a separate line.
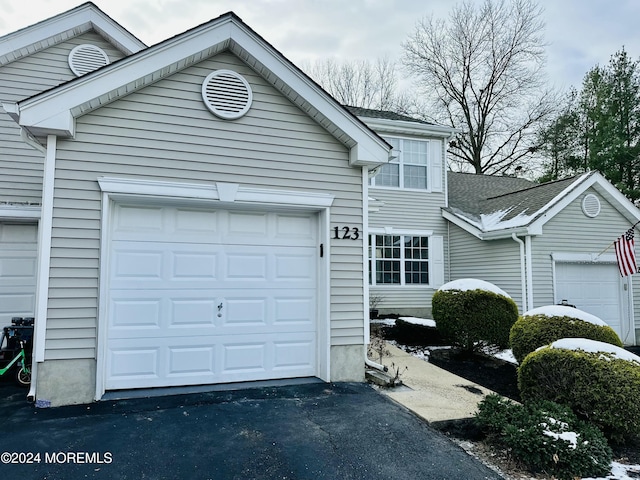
[0, 339, 31, 387]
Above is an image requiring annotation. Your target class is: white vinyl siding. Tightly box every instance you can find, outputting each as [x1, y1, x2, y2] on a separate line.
[448, 225, 523, 308]
[0, 31, 127, 204]
[44, 51, 364, 360]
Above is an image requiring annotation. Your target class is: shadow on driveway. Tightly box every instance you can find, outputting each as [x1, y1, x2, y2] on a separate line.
[0, 380, 502, 479]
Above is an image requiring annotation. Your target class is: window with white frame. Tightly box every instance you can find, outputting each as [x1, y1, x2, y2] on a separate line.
[369, 234, 430, 285]
[370, 137, 430, 190]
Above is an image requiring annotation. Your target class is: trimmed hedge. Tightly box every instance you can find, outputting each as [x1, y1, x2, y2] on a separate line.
[432, 288, 518, 352]
[510, 313, 622, 364]
[518, 345, 640, 442]
[476, 394, 612, 480]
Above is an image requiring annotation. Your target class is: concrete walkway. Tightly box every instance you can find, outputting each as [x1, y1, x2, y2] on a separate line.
[375, 343, 500, 424]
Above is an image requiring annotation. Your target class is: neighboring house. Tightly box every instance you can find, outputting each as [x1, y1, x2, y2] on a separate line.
[353, 108, 640, 347]
[0, 2, 146, 327]
[347, 107, 456, 317]
[445, 171, 640, 346]
[2, 7, 390, 406]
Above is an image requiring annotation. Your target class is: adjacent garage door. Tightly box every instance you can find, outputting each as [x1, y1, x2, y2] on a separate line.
[0, 223, 38, 325]
[105, 204, 318, 390]
[555, 262, 628, 341]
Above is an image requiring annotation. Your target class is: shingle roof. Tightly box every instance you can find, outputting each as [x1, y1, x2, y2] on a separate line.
[446, 171, 595, 231]
[344, 106, 434, 125]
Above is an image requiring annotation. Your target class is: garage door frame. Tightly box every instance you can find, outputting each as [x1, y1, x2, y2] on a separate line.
[552, 252, 634, 344]
[95, 177, 334, 400]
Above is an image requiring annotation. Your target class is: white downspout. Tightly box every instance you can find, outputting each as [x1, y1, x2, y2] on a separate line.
[525, 235, 534, 311]
[511, 233, 528, 313]
[363, 166, 387, 372]
[28, 134, 57, 403]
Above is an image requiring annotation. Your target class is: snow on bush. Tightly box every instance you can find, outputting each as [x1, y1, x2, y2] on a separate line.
[438, 278, 511, 298]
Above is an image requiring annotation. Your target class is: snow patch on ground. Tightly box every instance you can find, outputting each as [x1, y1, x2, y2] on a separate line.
[523, 305, 608, 326]
[398, 316, 437, 328]
[438, 278, 511, 298]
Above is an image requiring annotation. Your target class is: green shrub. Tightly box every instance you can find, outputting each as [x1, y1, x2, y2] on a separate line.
[476, 394, 612, 480]
[510, 311, 622, 364]
[431, 288, 518, 352]
[518, 344, 640, 442]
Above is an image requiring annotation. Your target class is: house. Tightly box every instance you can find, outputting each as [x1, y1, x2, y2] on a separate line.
[352, 108, 640, 347]
[346, 107, 455, 316]
[444, 171, 640, 346]
[3, 4, 638, 408]
[1, 5, 391, 406]
[0, 2, 146, 328]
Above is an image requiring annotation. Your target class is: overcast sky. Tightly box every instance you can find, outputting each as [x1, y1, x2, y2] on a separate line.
[1, 0, 639, 93]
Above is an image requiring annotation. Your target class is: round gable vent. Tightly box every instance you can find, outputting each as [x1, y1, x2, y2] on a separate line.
[68, 44, 110, 77]
[201, 70, 253, 120]
[582, 193, 601, 218]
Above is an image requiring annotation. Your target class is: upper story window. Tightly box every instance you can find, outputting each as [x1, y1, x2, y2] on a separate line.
[370, 137, 430, 190]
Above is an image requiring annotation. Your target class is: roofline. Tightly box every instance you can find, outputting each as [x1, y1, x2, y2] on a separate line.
[356, 115, 459, 138]
[7, 11, 390, 167]
[444, 170, 640, 238]
[0, 2, 146, 63]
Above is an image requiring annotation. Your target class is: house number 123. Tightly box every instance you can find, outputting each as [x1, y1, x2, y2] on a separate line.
[333, 226, 360, 240]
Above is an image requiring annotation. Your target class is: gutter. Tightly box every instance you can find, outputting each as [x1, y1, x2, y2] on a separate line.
[511, 234, 528, 312]
[525, 235, 534, 310]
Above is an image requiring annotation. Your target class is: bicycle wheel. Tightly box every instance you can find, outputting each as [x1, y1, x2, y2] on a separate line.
[15, 365, 31, 387]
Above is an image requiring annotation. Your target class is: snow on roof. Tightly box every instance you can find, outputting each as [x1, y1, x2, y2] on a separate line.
[547, 338, 640, 364]
[523, 305, 608, 326]
[438, 278, 511, 298]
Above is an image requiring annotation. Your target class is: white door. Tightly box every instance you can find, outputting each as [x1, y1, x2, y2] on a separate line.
[555, 262, 631, 343]
[0, 223, 38, 325]
[105, 204, 318, 390]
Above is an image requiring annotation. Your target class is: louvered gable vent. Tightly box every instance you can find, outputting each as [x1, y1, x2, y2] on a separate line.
[202, 70, 253, 119]
[68, 44, 110, 77]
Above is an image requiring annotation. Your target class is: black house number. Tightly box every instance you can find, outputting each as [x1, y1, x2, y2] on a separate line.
[333, 226, 360, 240]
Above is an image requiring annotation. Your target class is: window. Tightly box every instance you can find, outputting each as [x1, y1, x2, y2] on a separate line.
[371, 137, 429, 190]
[369, 234, 429, 285]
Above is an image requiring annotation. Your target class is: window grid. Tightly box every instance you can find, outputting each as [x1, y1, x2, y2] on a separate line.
[370, 235, 429, 285]
[371, 137, 429, 190]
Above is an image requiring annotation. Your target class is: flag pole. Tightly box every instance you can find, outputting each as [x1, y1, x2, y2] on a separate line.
[594, 219, 640, 260]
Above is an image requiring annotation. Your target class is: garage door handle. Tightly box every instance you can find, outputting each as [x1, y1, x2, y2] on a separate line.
[218, 303, 223, 318]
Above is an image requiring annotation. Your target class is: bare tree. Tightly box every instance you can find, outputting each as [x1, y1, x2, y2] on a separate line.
[304, 57, 425, 115]
[402, 0, 557, 175]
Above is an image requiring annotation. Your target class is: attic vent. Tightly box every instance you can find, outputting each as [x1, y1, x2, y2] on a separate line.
[68, 44, 110, 77]
[582, 193, 601, 218]
[201, 70, 253, 119]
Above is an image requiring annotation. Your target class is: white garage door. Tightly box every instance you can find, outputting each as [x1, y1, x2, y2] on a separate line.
[0, 223, 37, 325]
[106, 204, 318, 390]
[555, 262, 628, 341]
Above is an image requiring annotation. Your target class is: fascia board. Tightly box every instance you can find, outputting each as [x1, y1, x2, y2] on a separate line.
[359, 117, 459, 138]
[442, 208, 534, 240]
[0, 4, 145, 61]
[228, 23, 390, 166]
[15, 20, 234, 132]
[442, 209, 483, 239]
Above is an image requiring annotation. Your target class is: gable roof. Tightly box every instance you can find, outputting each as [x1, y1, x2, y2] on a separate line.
[0, 2, 146, 66]
[3, 11, 390, 167]
[444, 171, 640, 239]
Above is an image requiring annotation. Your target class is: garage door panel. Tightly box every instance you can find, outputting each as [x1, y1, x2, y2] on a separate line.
[106, 204, 319, 390]
[556, 263, 623, 337]
[106, 332, 316, 389]
[0, 223, 38, 324]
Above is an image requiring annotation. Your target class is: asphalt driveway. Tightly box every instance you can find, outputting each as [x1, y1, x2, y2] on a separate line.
[0, 379, 501, 480]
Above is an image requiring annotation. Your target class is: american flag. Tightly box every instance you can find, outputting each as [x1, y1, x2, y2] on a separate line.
[614, 228, 637, 276]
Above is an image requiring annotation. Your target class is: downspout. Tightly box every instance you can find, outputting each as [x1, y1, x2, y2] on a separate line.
[511, 233, 528, 313]
[525, 235, 534, 311]
[28, 134, 57, 403]
[363, 166, 387, 372]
